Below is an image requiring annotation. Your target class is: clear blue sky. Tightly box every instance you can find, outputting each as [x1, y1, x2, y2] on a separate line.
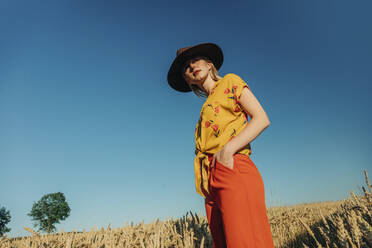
[1, 0, 371, 238]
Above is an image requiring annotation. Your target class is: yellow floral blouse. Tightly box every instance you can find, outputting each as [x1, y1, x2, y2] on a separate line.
[194, 73, 252, 198]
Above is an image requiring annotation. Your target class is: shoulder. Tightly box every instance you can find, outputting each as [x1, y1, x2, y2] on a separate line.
[213, 73, 248, 95]
[224, 73, 250, 96]
[223, 73, 248, 88]
[224, 73, 245, 83]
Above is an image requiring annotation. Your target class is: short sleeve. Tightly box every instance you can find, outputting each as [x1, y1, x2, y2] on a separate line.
[228, 73, 250, 102]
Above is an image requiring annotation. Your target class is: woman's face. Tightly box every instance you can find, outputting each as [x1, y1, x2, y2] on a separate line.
[182, 56, 212, 89]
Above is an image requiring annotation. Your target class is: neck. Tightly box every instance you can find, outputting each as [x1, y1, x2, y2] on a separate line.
[201, 75, 217, 94]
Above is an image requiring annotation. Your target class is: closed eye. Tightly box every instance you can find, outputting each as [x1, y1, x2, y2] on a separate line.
[183, 56, 206, 74]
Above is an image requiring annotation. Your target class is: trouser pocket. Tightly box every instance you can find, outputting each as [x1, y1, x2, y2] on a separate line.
[234, 154, 257, 173]
[215, 158, 235, 172]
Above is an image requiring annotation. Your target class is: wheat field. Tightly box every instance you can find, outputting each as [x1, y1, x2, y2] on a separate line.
[1, 170, 371, 248]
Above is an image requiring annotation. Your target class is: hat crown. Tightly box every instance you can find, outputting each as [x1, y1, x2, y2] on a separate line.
[168, 43, 223, 92]
[176, 46, 193, 56]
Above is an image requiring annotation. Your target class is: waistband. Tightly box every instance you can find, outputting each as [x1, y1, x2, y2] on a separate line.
[195, 147, 251, 157]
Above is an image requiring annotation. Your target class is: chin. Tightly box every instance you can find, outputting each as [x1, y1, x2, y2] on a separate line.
[196, 74, 206, 81]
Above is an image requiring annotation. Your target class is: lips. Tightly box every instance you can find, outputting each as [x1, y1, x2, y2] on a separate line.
[194, 70, 201, 76]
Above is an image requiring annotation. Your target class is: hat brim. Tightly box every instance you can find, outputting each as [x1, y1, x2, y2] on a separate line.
[167, 43, 223, 92]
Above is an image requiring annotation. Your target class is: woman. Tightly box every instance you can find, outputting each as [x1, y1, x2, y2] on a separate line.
[167, 43, 275, 248]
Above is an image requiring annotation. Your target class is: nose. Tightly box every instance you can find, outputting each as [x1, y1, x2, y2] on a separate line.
[189, 61, 197, 72]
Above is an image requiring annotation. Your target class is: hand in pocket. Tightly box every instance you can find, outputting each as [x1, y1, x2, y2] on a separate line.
[211, 147, 235, 170]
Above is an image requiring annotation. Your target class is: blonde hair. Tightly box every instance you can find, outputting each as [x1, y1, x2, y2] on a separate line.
[182, 56, 223, 99]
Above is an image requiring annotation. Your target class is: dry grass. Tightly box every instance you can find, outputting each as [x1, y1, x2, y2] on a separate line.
[1, 169, 370, 248]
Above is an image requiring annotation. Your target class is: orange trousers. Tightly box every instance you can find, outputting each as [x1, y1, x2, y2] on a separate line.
[205, 153, 275, 248]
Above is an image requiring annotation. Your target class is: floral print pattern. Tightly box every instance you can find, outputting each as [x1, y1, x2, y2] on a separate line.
[195, 77, 250, 142]
[194, 73, 253, 198]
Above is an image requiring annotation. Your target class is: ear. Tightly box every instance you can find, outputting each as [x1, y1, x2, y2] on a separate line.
[207, 62, 212, 70]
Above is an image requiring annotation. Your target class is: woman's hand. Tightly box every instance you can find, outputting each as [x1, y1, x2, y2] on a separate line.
[211, 146, 235, 170]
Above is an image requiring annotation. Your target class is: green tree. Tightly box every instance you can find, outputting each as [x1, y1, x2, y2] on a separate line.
[0, 206, 11, 236]
[27, 192, 71, 234]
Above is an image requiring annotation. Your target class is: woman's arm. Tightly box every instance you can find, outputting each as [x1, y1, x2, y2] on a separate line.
[225, 87, 270, 155]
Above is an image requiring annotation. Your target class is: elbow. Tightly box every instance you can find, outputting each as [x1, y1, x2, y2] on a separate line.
[264, 114, 271, 127]
[251, 115, 270, 127]
[261, 116, 270, 128]
[264, 120, 270, 128]
[261, 115, 271, 127]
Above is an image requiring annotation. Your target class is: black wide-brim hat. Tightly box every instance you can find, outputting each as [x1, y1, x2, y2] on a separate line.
[167, 43, 224, 92]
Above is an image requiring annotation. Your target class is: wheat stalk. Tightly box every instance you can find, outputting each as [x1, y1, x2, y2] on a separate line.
[364, 169, 371, 194]
[298, 217, 322, 248]
[23, 227, 40, 241]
